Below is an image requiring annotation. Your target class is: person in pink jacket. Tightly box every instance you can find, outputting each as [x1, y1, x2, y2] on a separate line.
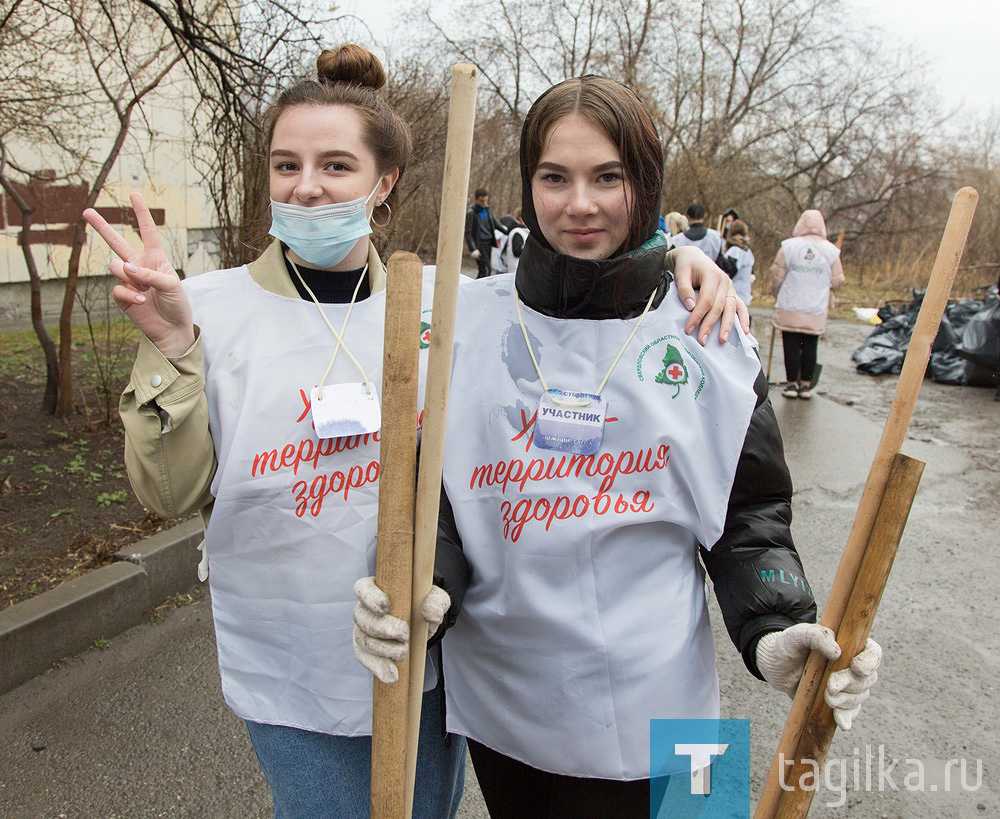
[770, 209, 844, 399]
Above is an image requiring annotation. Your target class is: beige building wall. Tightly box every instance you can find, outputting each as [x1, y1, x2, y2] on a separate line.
[0, 35, 221, 322]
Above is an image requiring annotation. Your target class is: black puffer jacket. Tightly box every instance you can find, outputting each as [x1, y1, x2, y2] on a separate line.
[432, 235, 817, 679]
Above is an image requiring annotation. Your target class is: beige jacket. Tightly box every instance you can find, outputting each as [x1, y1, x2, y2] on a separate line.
[769, 210, 844, 335]
[119, 240, 387, 524]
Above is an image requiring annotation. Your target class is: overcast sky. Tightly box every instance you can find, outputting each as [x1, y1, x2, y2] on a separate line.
[859, 0, 998, 114]
[343, 0, 999, 116]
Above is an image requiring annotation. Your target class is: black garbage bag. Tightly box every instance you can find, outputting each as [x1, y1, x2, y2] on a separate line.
[877, 303, 898, 322]
[854, 288, 1000, 385]
[851, 300, 920, 375]
[929, 298, 986, 384]
[954, 298, 1000, 387]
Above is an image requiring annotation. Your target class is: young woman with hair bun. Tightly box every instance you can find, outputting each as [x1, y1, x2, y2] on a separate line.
[83, 43, 468, 818]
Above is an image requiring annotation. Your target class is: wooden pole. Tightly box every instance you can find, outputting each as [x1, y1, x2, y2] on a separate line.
[772, 453, 924, 817]
[830, 232, 845, 312]
[766, 326, 777, 382]
[371, 251, 423, 819]
[402, 63, 479, 819]
[754, 187, 978, 818]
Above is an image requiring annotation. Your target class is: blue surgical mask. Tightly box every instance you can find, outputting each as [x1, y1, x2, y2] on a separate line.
[268, 182, 381, 269]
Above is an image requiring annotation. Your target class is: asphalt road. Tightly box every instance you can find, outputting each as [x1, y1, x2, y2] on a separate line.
[1, 312, 996, 817]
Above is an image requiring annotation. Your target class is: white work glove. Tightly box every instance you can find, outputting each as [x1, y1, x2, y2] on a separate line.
[352, 577, 451, 684]
[470, 248, 481, 260]
[756, 623, 882, 730]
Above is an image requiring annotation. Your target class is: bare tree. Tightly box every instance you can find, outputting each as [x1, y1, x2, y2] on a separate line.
[1, 0, 181, 415]
[0, 0, 331, 415]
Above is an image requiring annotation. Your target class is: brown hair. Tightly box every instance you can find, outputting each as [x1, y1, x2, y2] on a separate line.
[520, 76, 662, 254]
[263, 44, 412, 223]
[729, 219, 749, 237]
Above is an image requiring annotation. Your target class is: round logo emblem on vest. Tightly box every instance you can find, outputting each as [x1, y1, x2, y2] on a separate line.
[420, 309, 433, 349]
[635, 335, 707, 399]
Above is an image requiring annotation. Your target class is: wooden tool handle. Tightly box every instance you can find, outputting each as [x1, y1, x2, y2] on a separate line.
[755, 187, 978, 818]
[371, 250, 423, 819]
[774, 454, 924, 818]
[403, 63, 479, 819]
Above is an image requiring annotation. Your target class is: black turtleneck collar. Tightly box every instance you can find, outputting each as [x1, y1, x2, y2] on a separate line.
[515, 235, 672, 320]
[283, 254, 370, 304]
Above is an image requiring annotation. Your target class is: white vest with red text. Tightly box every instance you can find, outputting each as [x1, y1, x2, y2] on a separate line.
[184, 265, 438, 735]
[441, 274, 761, 779]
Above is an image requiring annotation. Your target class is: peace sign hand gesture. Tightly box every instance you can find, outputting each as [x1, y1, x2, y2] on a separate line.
[83, 193, 195, 358]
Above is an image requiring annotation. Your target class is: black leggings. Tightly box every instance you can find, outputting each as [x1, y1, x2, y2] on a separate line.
[468, 739, 671, 818]
[782, 331, 818, 383]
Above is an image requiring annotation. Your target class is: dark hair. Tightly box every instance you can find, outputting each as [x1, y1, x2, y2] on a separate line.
[686, 202, 705, 220]
[723, 208, 740, 220]
[263, 44, 412, 223]
[475, 187, 489, 199]
[520, 76, 662, 254]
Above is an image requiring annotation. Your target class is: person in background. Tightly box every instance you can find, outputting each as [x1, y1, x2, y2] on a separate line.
[664, 211, 689, 245]
[725, 218, 755, 307]
[671, 201, 723, 261]
[721, 207, 740, 239]
[465, 187, 503, 278]
[497, 207, 530, 274]
[498, 210, 520, 232]
[770, 208, 845, 399]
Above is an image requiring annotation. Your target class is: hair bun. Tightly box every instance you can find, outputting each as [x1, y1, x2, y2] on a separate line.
[316, 44, 386, 91]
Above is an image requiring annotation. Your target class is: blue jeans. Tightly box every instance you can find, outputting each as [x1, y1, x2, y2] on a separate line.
[245, 684, 465, 819]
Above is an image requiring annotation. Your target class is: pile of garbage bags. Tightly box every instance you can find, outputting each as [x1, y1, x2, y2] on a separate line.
[851, 289, 999, 390]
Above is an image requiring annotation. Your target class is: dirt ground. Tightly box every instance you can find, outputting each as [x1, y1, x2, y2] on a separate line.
[0, 327, 180, 609]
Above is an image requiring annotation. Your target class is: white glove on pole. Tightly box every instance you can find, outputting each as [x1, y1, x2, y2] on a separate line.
[352, 577, 451, 684]
[756, 623, 882, 730]
[470, 248, 481, 260]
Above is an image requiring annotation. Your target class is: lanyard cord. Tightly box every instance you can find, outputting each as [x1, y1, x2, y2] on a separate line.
[514, 288, 658, 408]
[289, 257, 372, 396]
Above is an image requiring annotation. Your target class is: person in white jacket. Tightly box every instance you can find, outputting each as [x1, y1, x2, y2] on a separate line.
[724, 218, 755, 306]
[770, 209, 845, 399]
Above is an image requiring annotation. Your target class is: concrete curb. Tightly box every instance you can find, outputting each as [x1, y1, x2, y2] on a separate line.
[0, 517, 204, 695]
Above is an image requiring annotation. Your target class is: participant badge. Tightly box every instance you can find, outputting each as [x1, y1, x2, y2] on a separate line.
[534, 390, 606, 455]
[310, 382, 381, 439]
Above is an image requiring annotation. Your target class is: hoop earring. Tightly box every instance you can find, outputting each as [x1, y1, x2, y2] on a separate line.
[371, 202, 392, 228]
